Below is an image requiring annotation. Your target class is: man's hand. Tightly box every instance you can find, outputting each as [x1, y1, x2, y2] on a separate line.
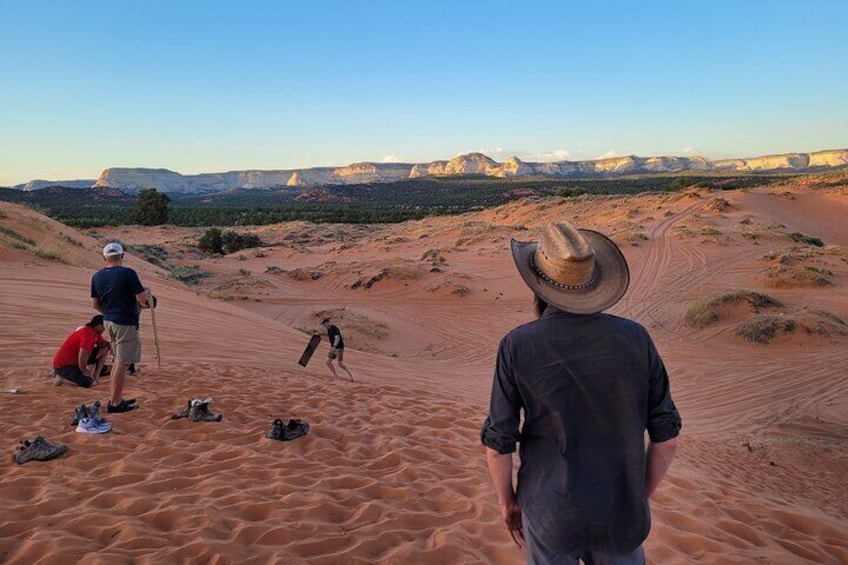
[501, 500, 525, 548]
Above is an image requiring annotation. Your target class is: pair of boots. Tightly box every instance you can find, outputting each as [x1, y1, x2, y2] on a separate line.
[13, 436, 68, 465]
[267, 418, 309, 441]
[171, 397, 223, 422]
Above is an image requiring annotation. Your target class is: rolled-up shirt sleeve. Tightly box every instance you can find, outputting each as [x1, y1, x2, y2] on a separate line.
[481, 336, 523, 454]
[645, 334, 682, 443]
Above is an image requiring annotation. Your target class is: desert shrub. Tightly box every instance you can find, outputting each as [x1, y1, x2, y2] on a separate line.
[787, 232, 824, 247]
[0, 226, 35, 246]
[198, 228, 263, 255]
[761, 265, 833, 288]
[700, 227, 722, 236]
[167, 265, 211, 286]
[33, 245, 68, 263]
[60, 233, 84, 247]
[684, 290, 782, 328]
[736, 314, 796, 344]
[555, 187, 586, 198]
[222, 231, 262, 254]
[129, 244, 169, 267]
[453, 284, 470, 296]
[198, 228, 224, 254]
[736, 309, 848, 344]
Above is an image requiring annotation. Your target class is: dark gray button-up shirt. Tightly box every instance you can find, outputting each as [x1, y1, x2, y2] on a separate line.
[481, 307, 682, 555]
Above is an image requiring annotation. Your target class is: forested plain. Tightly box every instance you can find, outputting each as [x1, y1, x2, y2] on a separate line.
[0, 174, 796, 228]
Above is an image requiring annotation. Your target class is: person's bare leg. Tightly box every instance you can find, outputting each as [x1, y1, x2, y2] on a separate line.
[326, 359, 339, 378]
[92, 348, 108, 385]
[338, 361, 355, 382]
[110, 362, 130, 405]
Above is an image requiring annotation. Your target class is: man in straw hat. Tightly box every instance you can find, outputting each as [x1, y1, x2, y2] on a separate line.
[481, 221, 681, 564]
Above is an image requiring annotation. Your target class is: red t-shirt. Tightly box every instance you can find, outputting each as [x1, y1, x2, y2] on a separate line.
[52, 326, 100, 368]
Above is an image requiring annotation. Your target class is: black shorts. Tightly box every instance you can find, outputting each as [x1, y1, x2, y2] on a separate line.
[54, 365, 95, 388]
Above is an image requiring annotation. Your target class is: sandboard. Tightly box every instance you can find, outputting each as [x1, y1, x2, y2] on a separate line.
[298, 334, 321, 367]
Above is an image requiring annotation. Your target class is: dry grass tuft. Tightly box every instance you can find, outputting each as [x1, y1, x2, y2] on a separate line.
[684, 289, 782, 328]
[735, 309, 848, 344]
[760, 265, 833, 288]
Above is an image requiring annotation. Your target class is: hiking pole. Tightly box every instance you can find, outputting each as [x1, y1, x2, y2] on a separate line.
[149, 295, 161, 367]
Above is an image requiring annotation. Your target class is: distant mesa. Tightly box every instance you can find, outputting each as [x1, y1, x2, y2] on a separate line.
[10, 148, 848, 194]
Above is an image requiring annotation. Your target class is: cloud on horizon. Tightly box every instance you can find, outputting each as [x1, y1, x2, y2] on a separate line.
[596, 150, 620, 159]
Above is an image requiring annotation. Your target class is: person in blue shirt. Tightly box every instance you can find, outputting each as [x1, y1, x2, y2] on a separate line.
[91, 242, 152, 413]
[321, 318, 355, 382]
[481, 221, 681, 565]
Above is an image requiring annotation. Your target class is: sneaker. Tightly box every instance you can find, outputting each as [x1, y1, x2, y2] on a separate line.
[107, 399, 140, 413]
[188, 398, 222, 422]
[267, 418, 310, 441]
[70, 403, 90, 427]
[14, 436, 68, 464]
[76, 417, 112, 434]
[88, 400, 104, 423]
[266, 419, 284, 441]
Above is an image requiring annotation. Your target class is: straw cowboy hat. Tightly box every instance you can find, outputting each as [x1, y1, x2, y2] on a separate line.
[511, 221, 630, 315]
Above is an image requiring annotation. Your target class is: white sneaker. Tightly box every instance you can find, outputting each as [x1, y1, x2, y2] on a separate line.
[75, 417, 112, 434]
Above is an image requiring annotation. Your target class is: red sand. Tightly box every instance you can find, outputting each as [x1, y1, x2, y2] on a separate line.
[1, 182, 847, 563]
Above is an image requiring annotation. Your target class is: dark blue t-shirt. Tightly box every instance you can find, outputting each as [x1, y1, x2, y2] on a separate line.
[91, 266, 145, 326]
[326, 325, 344, 349]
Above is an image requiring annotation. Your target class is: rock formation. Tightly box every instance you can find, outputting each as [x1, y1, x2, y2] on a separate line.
[13, 148, 848, 193]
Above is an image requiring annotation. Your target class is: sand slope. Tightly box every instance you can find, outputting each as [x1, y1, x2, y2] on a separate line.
[1, 182, 847, 563]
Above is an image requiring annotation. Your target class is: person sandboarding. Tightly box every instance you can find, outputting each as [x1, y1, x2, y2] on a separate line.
[320, 318, 355, 382]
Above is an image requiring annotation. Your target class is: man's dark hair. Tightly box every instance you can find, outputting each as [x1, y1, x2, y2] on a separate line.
[86, 314, 104, 328]
[533, 295, 548, 319]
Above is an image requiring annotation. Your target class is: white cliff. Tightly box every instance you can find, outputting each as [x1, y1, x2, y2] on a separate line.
[23, 148, 844, 193]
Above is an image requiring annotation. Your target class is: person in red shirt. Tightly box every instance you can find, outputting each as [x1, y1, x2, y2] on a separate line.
[52, 315, 112, 388]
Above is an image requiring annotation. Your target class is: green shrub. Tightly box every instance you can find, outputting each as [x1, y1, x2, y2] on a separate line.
[787, 232, 824, 247]
[0, 226, 35, 246]
[167, 265, 211, 286]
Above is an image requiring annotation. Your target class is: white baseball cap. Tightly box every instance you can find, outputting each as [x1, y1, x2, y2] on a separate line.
[102, 242, 124, 258]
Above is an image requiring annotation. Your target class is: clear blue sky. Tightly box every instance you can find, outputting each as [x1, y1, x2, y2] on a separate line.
[1, 0, 846, 185]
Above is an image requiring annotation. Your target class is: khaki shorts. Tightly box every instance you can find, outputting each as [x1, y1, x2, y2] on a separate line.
[105, 321, 142, 364]
[328, 348, 344, 362]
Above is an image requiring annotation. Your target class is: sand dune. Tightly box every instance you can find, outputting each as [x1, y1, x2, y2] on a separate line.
[1, 182, 847, 563]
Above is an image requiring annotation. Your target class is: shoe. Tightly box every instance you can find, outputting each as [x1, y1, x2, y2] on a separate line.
[267, 418, 310, 441]
[266, 419, 284, 440]
[70, 403, 90, 427]
[128, 364, 136, 376]
[188, 398, 222, 422]
[76, 417, 112, 434]
[88, 400, 104, 423]
[14, 436, 68, 464]
[107, 399, 140, 413]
